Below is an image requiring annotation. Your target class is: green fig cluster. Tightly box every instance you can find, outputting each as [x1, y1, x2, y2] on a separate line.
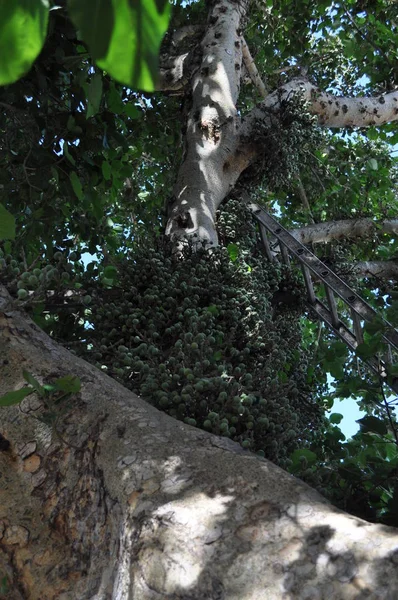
[247, 91, 321, 190]
[82, 200, 323, 465]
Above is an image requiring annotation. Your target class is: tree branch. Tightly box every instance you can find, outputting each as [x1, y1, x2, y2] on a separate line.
[241, 37, 268, 98]
[159, 52, 193, 92]
[353, 260, 398, 280]
[242, 78, 398, 132]
[289, 218, 398, 245]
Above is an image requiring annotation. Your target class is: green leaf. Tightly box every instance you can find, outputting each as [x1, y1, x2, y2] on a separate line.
[0, 387, 33, 406]
[356, 336, 383, 360]
[367, 158, 378, 171]
[278, 371, 288, 384]
[290, 448, 317, 467]
[329, 412, 343, 424]
[0, 0, 49, 86]
[86, 71, 103, 118]
[102, 161, 112, 181]
[104, 265, 118, 279]
[70, 171, 83, 200]
[22, 370, 44, 396]
[0, 204, 16, 240]
[206, 305, 219, 316]
[68, 0, 171, 91]
[227, 243, 239, 262]
[54, 375, 81, 393]
[357, 416, 388, 436]
[63, 142, 76, 166]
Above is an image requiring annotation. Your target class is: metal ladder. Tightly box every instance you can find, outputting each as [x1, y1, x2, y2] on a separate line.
[249, 202, 398, 395]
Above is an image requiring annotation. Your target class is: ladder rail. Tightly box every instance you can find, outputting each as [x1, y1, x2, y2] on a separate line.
[250, 203, 398, 350]
[249, 203, 398, 395]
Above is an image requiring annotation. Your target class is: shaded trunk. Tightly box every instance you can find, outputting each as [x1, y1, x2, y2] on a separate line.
[1, 287, 398, 599]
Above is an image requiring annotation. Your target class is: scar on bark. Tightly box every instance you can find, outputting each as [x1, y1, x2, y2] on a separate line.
[175, 212, 194, 229]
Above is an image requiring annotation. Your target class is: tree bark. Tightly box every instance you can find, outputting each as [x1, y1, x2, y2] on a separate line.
[1, 288, 398, 600]
[289, 218, 398, 245]
[243, 78, 398, 131]
[165, 0, 254, 247]
[353, 260, 398, 280]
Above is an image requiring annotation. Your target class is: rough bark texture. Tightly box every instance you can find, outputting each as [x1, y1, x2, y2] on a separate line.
[1, 289, 398, 600]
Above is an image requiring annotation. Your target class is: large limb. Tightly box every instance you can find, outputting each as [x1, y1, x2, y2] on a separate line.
[242, 78, 398, 134]
[1, 286, 398, 599]
[289, 218, 398, 244]
[166, 0, 253, 246]
[353, 260, 398, 280]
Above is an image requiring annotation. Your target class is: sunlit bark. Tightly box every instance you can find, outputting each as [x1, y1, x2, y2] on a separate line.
[1, 286, 398, 599]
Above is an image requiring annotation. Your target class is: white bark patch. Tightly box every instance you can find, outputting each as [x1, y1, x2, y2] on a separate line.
[166, 0, 250, 246]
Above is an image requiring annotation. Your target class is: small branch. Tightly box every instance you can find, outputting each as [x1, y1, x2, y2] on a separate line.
[241, 37, 268, 98]
[380, 381, 398, 446]
[342, 4, 394, 72]
[295, 176, 315, 223]
[159, 52, 192, 92]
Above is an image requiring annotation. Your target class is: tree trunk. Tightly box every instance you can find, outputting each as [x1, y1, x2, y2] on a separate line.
[1, 287, 398, 600]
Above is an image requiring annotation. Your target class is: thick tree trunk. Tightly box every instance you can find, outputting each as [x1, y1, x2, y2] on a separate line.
[1, 288, 398, 600]
[165, 0, 254, 247]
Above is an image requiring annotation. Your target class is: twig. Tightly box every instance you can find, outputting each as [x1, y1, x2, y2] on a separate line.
[241, 38, 268, 98]
[296, 176, 315, 223]
[380, 379, 398, 446]
[342, 4, 394, 72]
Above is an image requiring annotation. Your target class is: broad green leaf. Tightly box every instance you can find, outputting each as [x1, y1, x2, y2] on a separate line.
[103, 265, 118, 280]
[0, 387, 33, 406]
[0, 0, 49, 86]
[357, 416, 388, 436]
[213, 350, 222, 361]
[63, 142, 76, 166]
[278, 371, 288, 384]
[22, 370, 44, 396]
[227, 243, 239, 262]
[0, 204, 15, 240]
[290, 448, 317, 467]
[206, 305, 219, 316]
[86, 71, 103, 118]
[68, 0, 171, 91]
[102, 161, 112, 181]
[54, 375, 81, 393]
[367, 158, 378, 171]
[329, 412, 343, 424]
[70, 172, 83, 200]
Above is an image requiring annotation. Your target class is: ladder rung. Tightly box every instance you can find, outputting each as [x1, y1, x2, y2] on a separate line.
[351, 309, 364, 345]
[259, 224, 274, 262]
[301, 264, 316, 304]
[280, 243, 290, 265]
[325, 285, 340, 328]
[310, 300, 398, 392]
